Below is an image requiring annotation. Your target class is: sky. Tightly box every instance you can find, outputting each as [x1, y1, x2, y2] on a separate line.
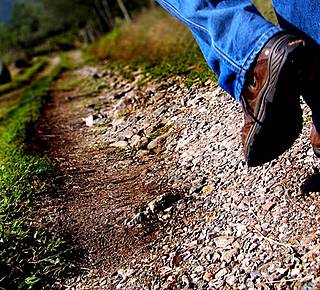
[0, 0, 12, 22]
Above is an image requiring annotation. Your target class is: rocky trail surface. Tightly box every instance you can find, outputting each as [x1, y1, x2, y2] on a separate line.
[33, 59, 320, 289]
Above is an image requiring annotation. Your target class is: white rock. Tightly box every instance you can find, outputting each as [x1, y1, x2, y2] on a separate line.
[83, 115, 94, 127]
[194, 265, 204, 273]
[215, 268, 228, 279]
[110, 141, 128, 148]
[213, 236, 234, 248]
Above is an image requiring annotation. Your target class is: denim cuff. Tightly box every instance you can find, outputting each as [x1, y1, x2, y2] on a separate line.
[234, 26, 283, 101]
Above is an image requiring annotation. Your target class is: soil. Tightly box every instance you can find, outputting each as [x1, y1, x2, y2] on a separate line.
[32, 71, 176, 276]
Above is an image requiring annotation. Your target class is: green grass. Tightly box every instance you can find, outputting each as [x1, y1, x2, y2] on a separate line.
[0, 58, 48, 95]
[148, 124, 172, 140]
[0, 58, 72, 290]
[90, 8, 216, 88]
[252, 0, 278, 24]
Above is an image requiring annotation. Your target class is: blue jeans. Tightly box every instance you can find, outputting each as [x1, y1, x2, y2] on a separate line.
[156, 0, 320, 101]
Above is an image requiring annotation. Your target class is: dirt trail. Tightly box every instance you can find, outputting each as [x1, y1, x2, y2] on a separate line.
[33, 68, 175, 276]
[31, 56, 320, 289]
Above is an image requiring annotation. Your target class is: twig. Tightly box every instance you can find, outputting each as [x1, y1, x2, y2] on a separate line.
[267, 275, 314, 284]
[254, 228, 295, 252]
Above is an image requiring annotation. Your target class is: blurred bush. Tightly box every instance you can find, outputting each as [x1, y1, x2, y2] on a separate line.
[90, 8, 215, 87]
[0, 61, 11, 84]
[91, 8, 193, 64]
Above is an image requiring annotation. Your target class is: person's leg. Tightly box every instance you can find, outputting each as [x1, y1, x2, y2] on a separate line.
[272, 1, 320, 45]
[273, 0, 320, 156]
[156, 0, 282, 101]
[156, 0, 306, 166]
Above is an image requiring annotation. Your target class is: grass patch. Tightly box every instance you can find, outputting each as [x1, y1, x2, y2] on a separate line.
[0, 58, 48, 95]
[0, 57, 72, 289]
[148, 124, 172, 140]
[90, 8, 216, 88]
[57, 71, 109, 96]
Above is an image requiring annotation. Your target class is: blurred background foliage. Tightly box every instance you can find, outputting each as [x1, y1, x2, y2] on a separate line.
[0, 0, 154, 61]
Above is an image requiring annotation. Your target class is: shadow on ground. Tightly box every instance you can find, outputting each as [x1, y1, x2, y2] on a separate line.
[301, 169, 320, 194]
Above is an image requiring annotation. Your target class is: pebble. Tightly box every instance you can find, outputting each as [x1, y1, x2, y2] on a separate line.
[203, 271, 213, 281]
[225, 274, 236, 286]
[109, 141, 128, 148]
[213, 236, 234, 248]
[194, 265, 204, 273]
[215, 268, 228, 279]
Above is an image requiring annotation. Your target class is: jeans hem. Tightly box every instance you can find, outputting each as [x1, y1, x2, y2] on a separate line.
[156, 0, 243, 72]
[234, 26, 283, 101]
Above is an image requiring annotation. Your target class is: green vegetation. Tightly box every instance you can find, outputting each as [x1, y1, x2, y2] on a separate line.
[90, 9, 216, 88]
[252, 0, 278, 24]
[57, 70, 109, 97]
[0, 58, 48, 95]
[0, 58, 72, 290]
[149, 124, 172, 140]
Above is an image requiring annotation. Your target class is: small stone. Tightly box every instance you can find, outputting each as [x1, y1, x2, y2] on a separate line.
[148, 199, 157, 212]
[116, 283, 124, 289]
[212, 252, 221, 262]
[181, 274, 192, 285]
[214, 236, 234, 248]
[272, 268, 289, 281]
[291, 268, 300, 277]
[225, 274, 236, 285]
[221, 248, 238, 263]
[309, 205, 316, 212]
[194, 265, 204, 273]
[236, 224, 247, 237]
[110, 141, 128, 148]
[159, 266, 173, 278]
[215, 268, 228, 279]
[250, 271, 261, 280]
[136, 150, 149, 157]
[99, 279, 107, 286]
[262, 200, 275, 211]
[127, 212, 142, 226]
[258, 196, 266, 204]
[130, 135, 141, 147]
[83, 115, 94, 127]
[203, 271, 213, 282]
[162, 278, 177, 290]
[277, 268, 288, 275]
[117, 268, 134, 281]
[147, 135, 166, 152]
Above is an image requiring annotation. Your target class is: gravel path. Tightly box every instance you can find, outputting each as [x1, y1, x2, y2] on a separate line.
[55, 64, 320, 289]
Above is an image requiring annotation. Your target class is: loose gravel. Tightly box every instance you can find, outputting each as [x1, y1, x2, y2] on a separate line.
[62, 65, 320, 290]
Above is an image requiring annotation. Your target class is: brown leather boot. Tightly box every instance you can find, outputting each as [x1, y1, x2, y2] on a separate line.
[241, 33, 306, 167]
[311, 126, 320, 157]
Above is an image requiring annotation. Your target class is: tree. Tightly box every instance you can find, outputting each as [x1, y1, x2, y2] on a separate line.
[116, 0, 131, 23]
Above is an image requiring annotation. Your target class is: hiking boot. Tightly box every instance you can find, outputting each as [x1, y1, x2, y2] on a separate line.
[241, 33, 305, 167]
